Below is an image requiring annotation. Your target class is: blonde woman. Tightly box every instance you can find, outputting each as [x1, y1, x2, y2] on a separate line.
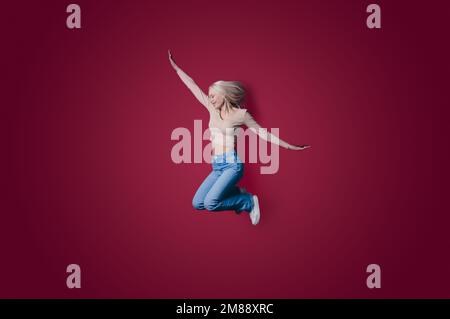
[168, 50, 310, 225]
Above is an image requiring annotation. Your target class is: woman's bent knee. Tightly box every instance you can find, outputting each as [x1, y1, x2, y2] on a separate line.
[192, 198, 204, 210]
[204, 197, 219, 211]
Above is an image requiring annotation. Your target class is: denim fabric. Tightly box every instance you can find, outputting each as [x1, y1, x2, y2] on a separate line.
[192, 150, 254, 213]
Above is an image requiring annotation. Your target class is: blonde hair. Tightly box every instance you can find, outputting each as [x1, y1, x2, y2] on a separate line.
[209, 80, 245, 114]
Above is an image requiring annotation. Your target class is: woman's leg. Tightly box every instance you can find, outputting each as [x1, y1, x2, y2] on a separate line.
[203, 164, 254, 213]
[192, 169, 221, 210]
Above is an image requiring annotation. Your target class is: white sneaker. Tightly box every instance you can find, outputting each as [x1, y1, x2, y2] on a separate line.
[249, 195, 260, 225]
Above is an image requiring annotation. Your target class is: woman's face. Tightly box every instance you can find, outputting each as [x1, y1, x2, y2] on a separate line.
[208, 88, 225, 109]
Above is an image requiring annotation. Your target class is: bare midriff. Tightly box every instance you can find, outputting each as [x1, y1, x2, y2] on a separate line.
[211, 136, 237, 155]
[212, 144, 235, 155]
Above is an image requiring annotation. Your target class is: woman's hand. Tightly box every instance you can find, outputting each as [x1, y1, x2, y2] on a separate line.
[168, 49, 179, 71]
[288, 144, 311, 150]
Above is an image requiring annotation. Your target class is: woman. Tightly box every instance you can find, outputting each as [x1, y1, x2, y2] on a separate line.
[168, 50, 310, 225]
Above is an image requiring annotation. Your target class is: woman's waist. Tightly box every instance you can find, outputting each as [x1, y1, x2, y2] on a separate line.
[211, 143, 236, 156]
[211, 146, 241, 163]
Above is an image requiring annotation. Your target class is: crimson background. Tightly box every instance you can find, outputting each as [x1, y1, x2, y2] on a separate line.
[2, 0, 447, 298]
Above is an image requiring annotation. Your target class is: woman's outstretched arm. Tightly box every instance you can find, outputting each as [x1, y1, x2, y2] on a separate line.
[168, 50, 212, 111]
[243, 110, 311, 150]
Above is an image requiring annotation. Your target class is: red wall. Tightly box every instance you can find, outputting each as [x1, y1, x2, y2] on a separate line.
[2, 0, 447, 298]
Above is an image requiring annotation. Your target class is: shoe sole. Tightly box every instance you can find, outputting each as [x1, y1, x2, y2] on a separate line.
[251, 195, 260, 225]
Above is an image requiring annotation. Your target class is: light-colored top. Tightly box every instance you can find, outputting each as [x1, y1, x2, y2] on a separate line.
[174, 67, 294, 150]
[208, 107, 290, 149]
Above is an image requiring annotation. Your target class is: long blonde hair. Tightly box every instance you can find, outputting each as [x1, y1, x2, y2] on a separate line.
[209, 80, 245, 114]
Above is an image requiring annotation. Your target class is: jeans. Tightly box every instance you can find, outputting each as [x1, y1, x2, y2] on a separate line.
[192, 150, 254, 213]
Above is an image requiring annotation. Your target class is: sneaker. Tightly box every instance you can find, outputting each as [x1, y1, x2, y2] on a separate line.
[249, 195, 260, 225]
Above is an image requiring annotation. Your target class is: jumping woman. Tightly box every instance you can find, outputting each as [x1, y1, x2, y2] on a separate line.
[168, 50, 310, 225]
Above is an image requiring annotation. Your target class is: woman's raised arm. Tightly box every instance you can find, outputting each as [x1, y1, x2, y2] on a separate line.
[168, 50, 212, 111]
[243, 110, 311, 150]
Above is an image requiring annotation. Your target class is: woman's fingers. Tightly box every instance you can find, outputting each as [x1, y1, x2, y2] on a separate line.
[168, 50, 178, 69]
[290, 144, 311, 150]
[168, 50, 177, 67]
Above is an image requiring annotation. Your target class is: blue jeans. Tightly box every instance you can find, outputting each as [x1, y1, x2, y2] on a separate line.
[192, 150, 254, 213]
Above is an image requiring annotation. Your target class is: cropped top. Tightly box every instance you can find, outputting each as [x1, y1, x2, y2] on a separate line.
[174, 66, 294, 150]
[208, 107, 263, 147]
